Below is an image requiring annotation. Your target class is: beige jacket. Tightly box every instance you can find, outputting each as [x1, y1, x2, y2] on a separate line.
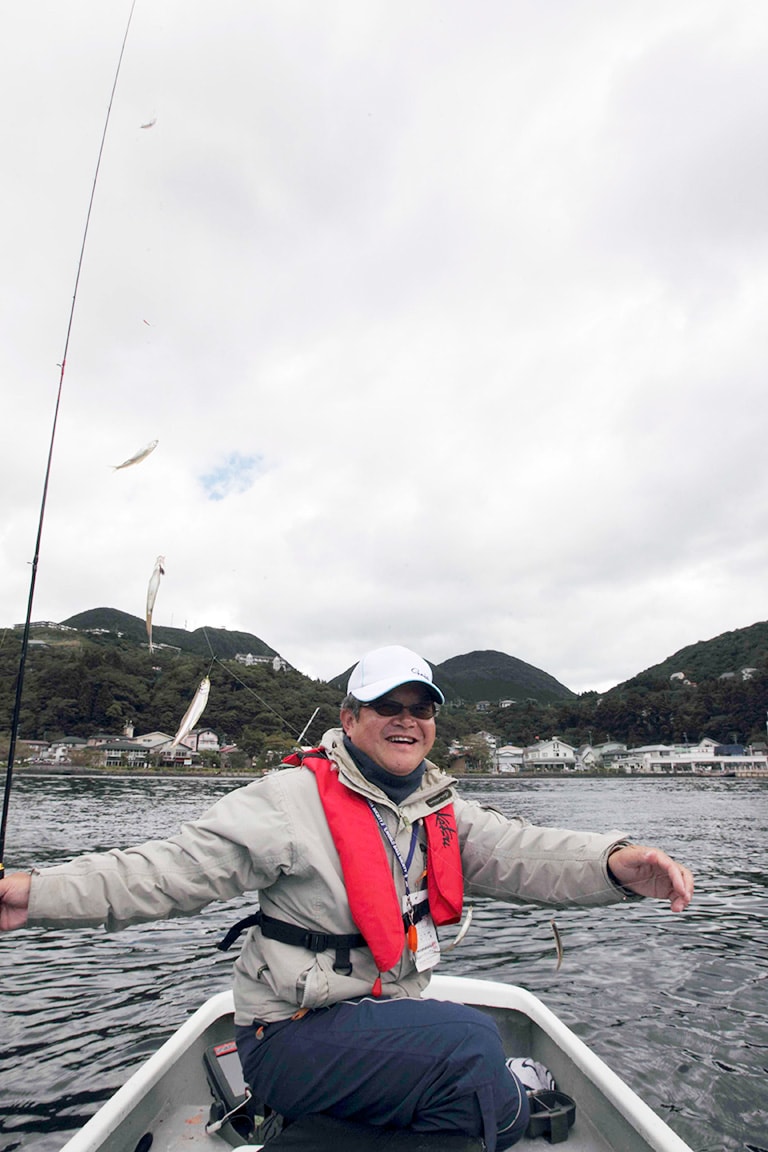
[28, 729, 630, 1024]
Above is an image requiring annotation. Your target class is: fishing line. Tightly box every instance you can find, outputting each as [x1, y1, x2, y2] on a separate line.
[0, 1, 138, 878]
[212, 655, 304, 740]
[200, 623, 313, 741]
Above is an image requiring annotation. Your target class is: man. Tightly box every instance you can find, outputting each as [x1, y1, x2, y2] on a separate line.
[0, 645, 693, 1150]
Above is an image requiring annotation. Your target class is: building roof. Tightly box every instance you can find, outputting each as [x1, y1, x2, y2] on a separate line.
[102, 741, 148, 752]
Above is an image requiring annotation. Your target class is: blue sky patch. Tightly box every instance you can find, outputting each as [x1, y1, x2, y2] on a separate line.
[200, 452, 264, 501]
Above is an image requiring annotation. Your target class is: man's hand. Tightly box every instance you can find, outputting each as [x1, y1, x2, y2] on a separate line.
[608, 845, 694, 912]
[0, 872, 31, 930]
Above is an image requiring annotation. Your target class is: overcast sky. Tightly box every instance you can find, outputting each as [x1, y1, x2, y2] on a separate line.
[2, 1, 768, 694]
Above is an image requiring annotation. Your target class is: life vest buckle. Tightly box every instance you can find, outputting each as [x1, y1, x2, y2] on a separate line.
[305, 932, 329, 953]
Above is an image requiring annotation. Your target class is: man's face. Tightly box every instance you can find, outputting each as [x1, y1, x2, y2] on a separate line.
[341, 683, 437, 776]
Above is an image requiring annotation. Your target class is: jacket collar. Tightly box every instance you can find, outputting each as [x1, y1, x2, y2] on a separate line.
[321, 728, 457, 815]
[343, 734, 425, 804]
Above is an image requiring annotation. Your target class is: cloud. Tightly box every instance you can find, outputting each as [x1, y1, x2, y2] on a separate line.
[3, 1, 768, 699]
[199, 453, 265, 502]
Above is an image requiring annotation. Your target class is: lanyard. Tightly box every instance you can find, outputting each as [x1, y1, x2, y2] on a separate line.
[367, 801, 419, 906]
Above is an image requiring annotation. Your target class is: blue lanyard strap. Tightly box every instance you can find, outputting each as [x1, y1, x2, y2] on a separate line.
[367, 801, 420, 901]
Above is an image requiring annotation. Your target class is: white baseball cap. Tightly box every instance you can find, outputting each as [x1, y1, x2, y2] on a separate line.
[347, 645, 445, 704]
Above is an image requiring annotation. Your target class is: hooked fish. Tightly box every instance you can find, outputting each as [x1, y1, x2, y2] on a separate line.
[551, 918, 563, 971]
[145, 555, 165, 653]
[112, 439, 159, 471]
[140, 118, 157, 129]
[443, 905, 473, 952]
[171, 676, 211, 748]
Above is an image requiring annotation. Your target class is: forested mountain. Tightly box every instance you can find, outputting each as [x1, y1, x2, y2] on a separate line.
[0, 617, 337, 758]
[3, 610, 768, 754]
[433, 650, 574, 704]
[328, 650, 574, 705]
[612, 620, 768, 691]
[62, 607, 277, 661]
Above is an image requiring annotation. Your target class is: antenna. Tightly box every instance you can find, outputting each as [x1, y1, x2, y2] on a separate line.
[296, 708, 320, 746]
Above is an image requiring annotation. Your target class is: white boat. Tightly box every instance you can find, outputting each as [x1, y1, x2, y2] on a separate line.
[57, 974, 694, 1152]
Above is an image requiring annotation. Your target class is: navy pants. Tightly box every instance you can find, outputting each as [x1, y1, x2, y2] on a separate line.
[236, 997, 529, 1151]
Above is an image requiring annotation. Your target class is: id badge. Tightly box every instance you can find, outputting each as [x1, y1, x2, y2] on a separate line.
[403, 891, 441, 971]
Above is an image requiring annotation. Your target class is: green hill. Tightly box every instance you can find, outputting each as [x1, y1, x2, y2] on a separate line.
[611, 620, 768, 692]
[0, 619, 338, 754]
[5, 608, 768, 750]
[434, 650, 575, 704]
[62, 607, 279, 662]
[329, 648, 575, 705]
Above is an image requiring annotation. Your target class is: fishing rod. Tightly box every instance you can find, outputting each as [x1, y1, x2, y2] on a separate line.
[0, 2, 138, 880]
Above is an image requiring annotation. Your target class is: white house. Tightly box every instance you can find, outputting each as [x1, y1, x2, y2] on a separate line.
[495, 745, 524, 773]
[523, 738, 576, 771]
[98, 741, 149, 768]
[576, 745, 597, 770]
[133, 731, 175, 749]
[48, 736, 88, 761]
[185, 728, 220, 752]
[610, 737, 768, 774]
[592, 742, 627, 766]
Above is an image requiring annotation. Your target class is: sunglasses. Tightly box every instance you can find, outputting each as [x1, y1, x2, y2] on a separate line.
[363, 699, 438, 720]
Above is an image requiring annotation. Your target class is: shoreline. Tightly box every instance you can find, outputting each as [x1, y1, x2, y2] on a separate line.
[9, 766, 759, 782]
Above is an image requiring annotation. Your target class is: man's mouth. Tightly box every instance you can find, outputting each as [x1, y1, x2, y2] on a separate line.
[387, 736, 416, 744]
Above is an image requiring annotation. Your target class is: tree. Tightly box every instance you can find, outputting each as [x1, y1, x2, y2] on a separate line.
[460, 734, 493, 773]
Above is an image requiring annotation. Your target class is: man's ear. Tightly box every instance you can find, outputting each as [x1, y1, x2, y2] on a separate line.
[340, 708, 354, 736]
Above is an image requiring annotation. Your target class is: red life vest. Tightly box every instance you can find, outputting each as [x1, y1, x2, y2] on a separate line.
[283, 750, 463, 976]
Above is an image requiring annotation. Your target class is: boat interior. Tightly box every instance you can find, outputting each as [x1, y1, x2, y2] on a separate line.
[60, 979, 691, 1152]
[110, 1002, 640, 1152]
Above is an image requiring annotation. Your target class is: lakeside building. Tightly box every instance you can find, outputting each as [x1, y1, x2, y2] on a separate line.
[609, 737, 768, 775]
[19, 724, 768, 777]
[523, 737, 577, 772]
[495, 745, 524, 773]
[491, 735, 768, 776]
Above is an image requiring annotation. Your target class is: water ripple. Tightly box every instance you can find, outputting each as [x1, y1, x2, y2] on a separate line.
[1, 775, 767, 1151]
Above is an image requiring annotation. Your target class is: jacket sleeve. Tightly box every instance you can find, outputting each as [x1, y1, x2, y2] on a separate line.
[454, 796, 631, 907]
[27, 776, 297, 931]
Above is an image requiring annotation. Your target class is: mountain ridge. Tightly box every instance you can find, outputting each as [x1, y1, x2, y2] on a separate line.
[62, 607, 278, 662]
[33, 606, 768, 700]
[5, 607, 768, 748]
[613, 620, 768, 692]
[62, 609, 575, 702]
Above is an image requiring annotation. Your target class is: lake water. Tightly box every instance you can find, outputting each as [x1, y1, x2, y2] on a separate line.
[0, 774, 766, 1152]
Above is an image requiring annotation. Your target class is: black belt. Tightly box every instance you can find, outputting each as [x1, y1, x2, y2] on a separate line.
[218, 903, 431, 977]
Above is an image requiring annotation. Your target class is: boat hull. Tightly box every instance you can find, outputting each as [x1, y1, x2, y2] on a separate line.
[57, 975, 694, 1152]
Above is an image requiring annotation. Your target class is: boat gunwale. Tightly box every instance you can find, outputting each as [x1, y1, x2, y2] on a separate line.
[58, 989, 234, 1152]
[57, 976, 695, 1152]
[423, 976, 693, 1152]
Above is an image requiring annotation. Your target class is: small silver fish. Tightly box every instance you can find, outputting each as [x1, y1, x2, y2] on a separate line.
[551, 918, 563, 971]
[145, 555, 165, 653]
[443, 906, 473, 952]
[171, 677, 211, 748]
[112, 439, 159, 471]
[140, 118, 157, 129]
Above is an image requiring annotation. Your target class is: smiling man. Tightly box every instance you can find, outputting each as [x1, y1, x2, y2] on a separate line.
[341, 683, 437, 776]
[340, 646, 442, 777]
[0, 644, 694, 1150]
